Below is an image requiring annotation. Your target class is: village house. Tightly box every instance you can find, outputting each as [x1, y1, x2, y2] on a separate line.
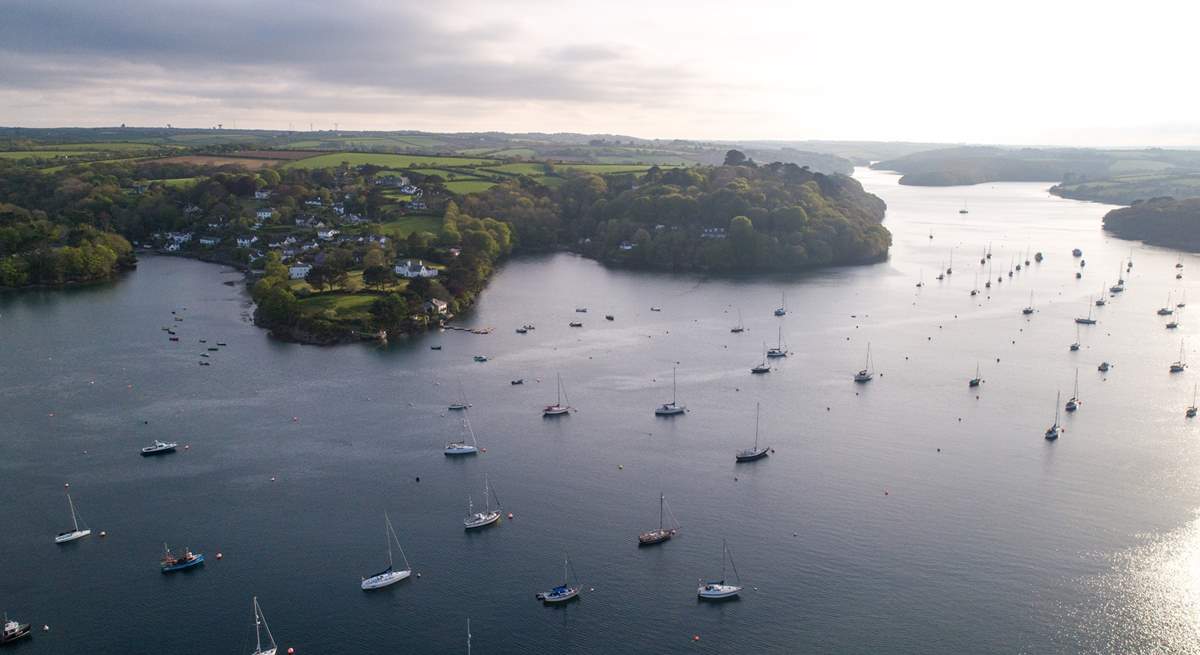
[198, 236, 221, 247]
[701, 227, 727, 239]
[167, 231, 193, 244]
[254, 190, 272, 200]
[288, 263, 313, 280]
[236, 235, 258, 248]
[305, 198, 323, 207]
[394, 259, 438, 278]
[408, 200, 427, 211]
[423, 298, 449, 316]
[317, 228, 339, 241]
[256, 209, 274, 220]
[619, 241, 636, 251]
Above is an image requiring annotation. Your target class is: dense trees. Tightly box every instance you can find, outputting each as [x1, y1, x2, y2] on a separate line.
[1103, 197, 1200, 252]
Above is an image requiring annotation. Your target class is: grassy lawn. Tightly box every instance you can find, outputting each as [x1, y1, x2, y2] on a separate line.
[378, 215, 443, 238]
[481, 162, 552, 176]
[558, 163, 672, 174]
[0, 150, 99, 159]
[283, 152, 496, 170]
[37, 142, 164, 153]
[444, 180, 498, 194]
[161, 177, 202, 188]
[297, 293, 379, 319]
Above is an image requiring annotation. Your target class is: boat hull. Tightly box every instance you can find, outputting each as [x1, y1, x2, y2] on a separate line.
[141, 444, 177, 456]
[444, 445, 479, 456]
[638, 528, 676, 545]
[1, 622, 31, 644]
[654, 405, 685, 416]
[161, 554, 205, 573]
[543, 406, 570, 417]
[537, 587, 580, 603]
[464, 512, 501, 530]
[698, 583, 742, 600]
[54, 529, 91, 544]
[361, 569, 411, 590]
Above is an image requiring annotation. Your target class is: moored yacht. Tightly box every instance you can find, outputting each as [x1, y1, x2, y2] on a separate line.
[54, 492, 91, 544]
[1045, 392, 1062, 440]
[141, 440, 178, 456]
[697, 540, 743, 600]
[735, 403, 770, 462]
[464, 475, 502, 530]
[654, 367, 687, 416]
[444, 412, 480, 456]
[536, 557, 581, 603]
[854, 343, 875, 382]
[1, 615, 31, 645]
[543, 373, 573, 416]
[160, 544, 205, 573]
[638, 493, 679, 545]
[361, 513, 411, 590]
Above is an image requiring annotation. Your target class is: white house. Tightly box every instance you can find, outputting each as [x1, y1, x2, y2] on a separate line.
[424, 298, 448, 315]
[167, 231, 193, 244]
[256, 209, 275, 220]
[254, 190, 272, 200]
[317, 229, 340, 241]
[289, 264, 313, 280]
[236, 235, 258, 248]
[199, 236, 220, 247]
[701, 227, 727, 239]
[394, 259, 439, 278]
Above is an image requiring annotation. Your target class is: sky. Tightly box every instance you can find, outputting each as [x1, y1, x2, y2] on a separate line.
[1, 0, 1198, 146]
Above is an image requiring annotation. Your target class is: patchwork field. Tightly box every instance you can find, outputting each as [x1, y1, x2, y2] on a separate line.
[282, 152, 496, 170]
[377, 215, 443, 237]
[444, 180, 499, 194]
[154, 155, 281, 169]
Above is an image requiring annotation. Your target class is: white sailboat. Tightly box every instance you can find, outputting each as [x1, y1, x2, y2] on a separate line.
[1066, 369, 1080, 412]
[730, 308, 745, 334]
[444, 412, 480, 456]
[464, 475, 502, 530]
[735, 403, 770, 462]
[448, 378, 471, 411]
[1171, 340, 1188, 373]
[1179, 291, 1188, 308]
[750, 341, 771, 374]
[54, 492, 91, 544]
[1188, 384, 1197, 418]
[1022, 290, 1035, 315]
[536, 556, 581, 603]
[542, 373, 573, 416]
[250, 597, 277, 655]
[854, 343, 874, 382]
[970, 273, 979, 296]
[1070, 324, 1081, 352]
[774, 291, 787, 316]
[1075, 300, 1097, 325]
[969, 363, 982, 388]
[361, 513, 412, 590]
[1158, 293, 1175, 316]
[697, 540, 743, 600]
[766, 324, 788, 358]
[1095, 284, 1107, 306]
[1045, 391, 1062, 440]
[654, 366, 687, 415]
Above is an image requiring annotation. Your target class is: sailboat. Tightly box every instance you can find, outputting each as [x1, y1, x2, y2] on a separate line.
[854, 343, 875, 382]
[959, 201, 969, 215]
[1158, 293, 1175, 316]
[766, 325, 788, 358]
[444, 412, 480, 456]
[54, 492, 91, 544]
[697, 540, 743, 600]
[970, 273, 979, 296]
[1075, 300, 1097, 325]
[984, 262, 992, 288]
[536, 556, 581, 603]
[936, 262, 945, 281]
[1045, 391, 1062, 440]
[361, 513, 411, 590]
[1187, 384, 1197, 418]
[638, 493, 679, 545]
[946, 250, 954, 275]
[1024, 246, 1031, 267]
[1066, 369, 1081, 412]
[1095, 284, 1107, 306]
[1179, 291, 1188, 308]
[1022, 290, 1035, 315]
[1171, 340, 1188, 373]
[1007, 257, 1014, 278]
[735, 403, 770, 462]
[464, 475, 502, 530]
[654, 366, 687, 415]
[448, 379, 471, 411]
[969, 363, 982, 388]
[249, 597, 277, 655]
[750, 341, 771, 374]
[916, 269, 924, 288]
[774, 292, 787, 316]
[730, 308, 745, 333]
[1070, 324, 1081, 351]
[543, 373, 572, 416]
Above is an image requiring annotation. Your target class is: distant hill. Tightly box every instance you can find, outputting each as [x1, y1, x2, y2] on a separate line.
[1102, 197, 1200, 252]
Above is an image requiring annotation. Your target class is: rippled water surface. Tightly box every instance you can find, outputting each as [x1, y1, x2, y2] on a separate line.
[3, 168, 1200, 653]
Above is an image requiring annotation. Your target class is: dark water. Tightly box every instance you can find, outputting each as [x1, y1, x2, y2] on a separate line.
[3, 168, 1200, 654]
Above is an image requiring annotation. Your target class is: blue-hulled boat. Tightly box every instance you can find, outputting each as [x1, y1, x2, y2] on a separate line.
[160, 544, 204, 573]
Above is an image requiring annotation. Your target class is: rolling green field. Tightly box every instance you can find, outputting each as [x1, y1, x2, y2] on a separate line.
[282, 152, 497, 170]
[297, 292, 378, 319]
[407, 168, 488, 180]
[481, 162, 553, 176]
[0, 150, 98, 159]
[559, 163, 678, 174]
[36, 142, 165, 153]
[160, 177, 202, 188]
[444, 180, 499, 194]
[377, 215, 443, 238]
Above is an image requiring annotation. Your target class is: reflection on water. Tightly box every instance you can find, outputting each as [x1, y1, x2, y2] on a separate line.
[1057, 512, 1200, 654]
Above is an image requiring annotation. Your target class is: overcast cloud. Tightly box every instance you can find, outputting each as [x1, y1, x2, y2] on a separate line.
[1, 0, 1197, 145]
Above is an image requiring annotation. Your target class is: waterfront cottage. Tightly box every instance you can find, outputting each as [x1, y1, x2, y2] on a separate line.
[394, 259, 438, 278]
[289, 264, 313, 280]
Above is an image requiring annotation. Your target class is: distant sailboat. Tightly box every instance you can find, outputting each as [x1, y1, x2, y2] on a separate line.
[751, 341, 771, 374]
[1158, 293, 1175, 316]
[1075, 300, 1097, 325]
[936, 262, 945, 281]
[946, 250, 954, 276]
[361, 513, 411, 590]
[444, 412, 480, 456]
[54, 492, 91, 544]
[448, 378, 471, 411]
[959, 201, 969, 215]
[1066, 369, 1080, 412]
[735, 403, 770, 462]
[1179, 291, 1188, 308]
[536, 556, 581, 603]
[654, 366, 687, 415]
[1070, 324, 1081, 352]
[1095, 284, 1107, 306]
[969, 363, 982, 388]
[638, 493, 679, 545]
[774, 292, 787, 316]
[854, 343, 875, 382]
[697, 540, 743, 600]
[730, 308, 745, 333]
[1022, 290, 1035, 315]
[766, 325, 788, 358]
[543, 373, 572, 416]
[464, 475, 502, 530]
[1188, 384, 1197, 418]
[249, 597, 277, 655]
[1045, 391, 1062, 440]
[1171, 340, 1188, 373]
[916, 269, 924, 288]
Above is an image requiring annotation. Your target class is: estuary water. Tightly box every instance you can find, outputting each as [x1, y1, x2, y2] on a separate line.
[3, 167, 1200, 653]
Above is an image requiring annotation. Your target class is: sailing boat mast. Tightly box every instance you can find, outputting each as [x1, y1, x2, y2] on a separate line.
[754, 403, 760, 451]
[67, 493, 80, 532]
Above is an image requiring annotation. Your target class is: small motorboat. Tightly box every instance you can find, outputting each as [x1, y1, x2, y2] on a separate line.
[1075, 272, 1082, 279]
[1072, 248, 1083, 257]
[605, 314, 614, 321]
[430, 345, 442, 350]
[568, 321, 583, 328]
[1098, 362, 1111, 373]
[141, 440, 178, 456]
[1035, 252, 1044, 262]
[216, 342, 227, 346]
[511, 379, 524, 385]
[515, 327, 528, 334]
[168, 336, 179, 342]
[522, 324, 536, 331]
[207, 347, 219, 351]
[1167, 320, 1180, 329]
[1, 616, 31, 645]
[650, 306, 662, 312]
[160, 544, 205, 573]
[575, 307, 588, 313]
[473, 355, 488, 362]
[199, 361, 211, 366]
